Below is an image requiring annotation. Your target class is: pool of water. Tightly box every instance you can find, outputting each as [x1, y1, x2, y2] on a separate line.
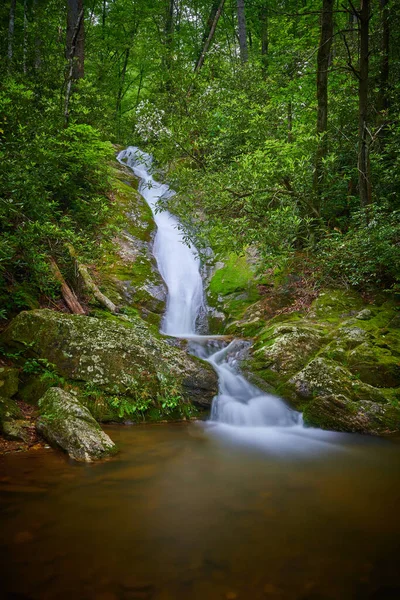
[1, 422, 400, 600]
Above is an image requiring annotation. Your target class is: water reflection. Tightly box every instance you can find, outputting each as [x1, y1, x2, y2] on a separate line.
[1, 423, 399, 600]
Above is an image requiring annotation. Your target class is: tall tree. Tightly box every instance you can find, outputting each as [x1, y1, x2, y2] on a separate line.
[358, 0, 371, 206]
[7, 0, 17, 65]
[260, 2, 268, 71]
[64, 0, 85, 125]
[194, 0, 225, 73]
[313, 0, 334, 204]
[66, 0, 85, 80]
[377, 0, 389, 116]
[237, 0, 248, 62]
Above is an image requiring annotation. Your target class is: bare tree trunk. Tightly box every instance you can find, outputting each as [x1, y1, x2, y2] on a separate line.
[64, 6, 84, 126]
[313, 0, 334, 203]
[33, 0, 42, 70]
[288, 100, 293, 143]
[195, 0, 221, 66]
[7, 0, 17, 66]
[194, 0, 225, 73]
[49, 258, 85, 315]
[358, 0, 371, 207]
[260, 3, 268, 72]
[23, 0, 28, 74]
[377, 0, 389, 116]
[236, 0, 248, 62]
[163, 0, 174, 89]
[66, 0, 85, 79]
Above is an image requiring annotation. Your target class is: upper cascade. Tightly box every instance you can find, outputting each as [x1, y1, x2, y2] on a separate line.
[117, 147, 205, 336]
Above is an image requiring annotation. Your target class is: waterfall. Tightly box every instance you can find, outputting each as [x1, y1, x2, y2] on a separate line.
[118, 146, 304, 431]
[117, 147, 205, 336]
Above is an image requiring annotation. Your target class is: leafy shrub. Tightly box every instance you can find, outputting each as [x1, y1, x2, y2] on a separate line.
[318, 207, 400, 289]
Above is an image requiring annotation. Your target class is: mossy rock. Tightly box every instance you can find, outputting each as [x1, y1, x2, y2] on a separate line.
[1, 310, 218, 421]
[96, 166, 166, 324]
[36, 387, 117, 462]
[244, 289, 400, 435]
[0, 366, 19, 398]
[308, 289, 364, 323]
[0, 395, 31, 443]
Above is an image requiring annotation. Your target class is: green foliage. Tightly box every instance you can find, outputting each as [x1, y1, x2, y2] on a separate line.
[318, 208, 400, 289]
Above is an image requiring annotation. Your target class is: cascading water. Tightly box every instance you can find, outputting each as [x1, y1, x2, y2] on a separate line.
[117, 147, 205, 336]
[118, 147, 343, 450]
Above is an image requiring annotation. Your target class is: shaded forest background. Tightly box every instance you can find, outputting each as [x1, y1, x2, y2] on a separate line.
[1, 0, 399, 319]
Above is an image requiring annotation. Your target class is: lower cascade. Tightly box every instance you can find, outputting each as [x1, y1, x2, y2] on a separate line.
[118, 147, 335, 445]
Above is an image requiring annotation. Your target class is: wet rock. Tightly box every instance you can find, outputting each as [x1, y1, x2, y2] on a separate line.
[36, 387, 117, 461]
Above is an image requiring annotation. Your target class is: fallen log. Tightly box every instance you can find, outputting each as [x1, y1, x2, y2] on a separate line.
[66, 244, 118, 314]
[49, 258, 85, 315]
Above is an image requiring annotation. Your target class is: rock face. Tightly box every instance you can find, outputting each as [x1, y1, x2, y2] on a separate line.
[36, 388, 117, 461]
[243, 290, 400, 435]
[2, 309, 218, 421]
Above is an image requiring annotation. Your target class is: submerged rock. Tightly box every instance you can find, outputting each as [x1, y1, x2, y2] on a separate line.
[2, 309, 218, 420]
[36, 387, 117, 461]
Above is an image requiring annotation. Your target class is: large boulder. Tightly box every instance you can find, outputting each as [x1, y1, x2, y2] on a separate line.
[36, 388, 116, 461]
[1, 309, 218, 420]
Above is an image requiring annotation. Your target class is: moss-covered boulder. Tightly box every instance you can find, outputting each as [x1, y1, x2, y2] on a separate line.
[1, 309, 218, 420]
[0, 366, 19, 398]
[244, 290, 400, 435]
[0, 395, 31, 443]
[36, 388, 117, 461]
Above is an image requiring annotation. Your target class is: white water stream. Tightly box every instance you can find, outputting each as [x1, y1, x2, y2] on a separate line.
[118, 147, 345, 453]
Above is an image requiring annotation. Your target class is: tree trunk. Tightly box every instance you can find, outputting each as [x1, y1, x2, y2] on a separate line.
[196, 0, 220, 63]
[260, 3, 268, 72]
[358, 0, 371, 207]
[194, 0, 225, 73]
[7, 0, 17, 65]
[236, 0, 248, 63]
[313, 0, 334, 202]
[164, 0, 174, 89]
[33, 0, 42, 70]
[377, 0, 389, 116]
[64, 4, 84, 126]
[66, 0, 85, 80]
[23, 0, 28, 74]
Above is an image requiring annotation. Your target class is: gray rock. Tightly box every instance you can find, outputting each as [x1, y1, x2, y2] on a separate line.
[36, 388, 117, 462]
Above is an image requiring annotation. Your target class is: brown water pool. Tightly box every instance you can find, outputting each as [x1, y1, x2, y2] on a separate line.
[1, 422, 400, 600]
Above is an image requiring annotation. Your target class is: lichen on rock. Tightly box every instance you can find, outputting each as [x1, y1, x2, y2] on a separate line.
[237, 289, 400, 434]
[1, 309, 218, 422]
[36, 387, 117, 461]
